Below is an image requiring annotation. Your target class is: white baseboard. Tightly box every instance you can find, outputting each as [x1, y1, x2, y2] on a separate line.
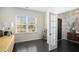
[16, 38, 41, 43]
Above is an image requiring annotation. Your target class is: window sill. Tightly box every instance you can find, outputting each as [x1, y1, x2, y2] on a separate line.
[15, 32, 37, 34]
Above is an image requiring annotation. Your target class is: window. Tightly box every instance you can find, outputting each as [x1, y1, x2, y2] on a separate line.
[16, 16, 37, 33]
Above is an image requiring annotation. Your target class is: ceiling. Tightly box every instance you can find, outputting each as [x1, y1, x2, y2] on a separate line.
[24, 7, 78, 14]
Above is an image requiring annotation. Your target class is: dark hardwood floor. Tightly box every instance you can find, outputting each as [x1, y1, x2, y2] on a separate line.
[13, 39, 79, 52]
[51, 40, 79, 52]
[13, 39, 48, 52]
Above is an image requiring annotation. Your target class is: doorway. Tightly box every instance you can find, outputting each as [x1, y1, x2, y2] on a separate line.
[58, 18, 62, 41]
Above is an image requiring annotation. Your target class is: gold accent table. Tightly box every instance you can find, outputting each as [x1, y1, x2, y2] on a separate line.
[0, 35, 15, 52]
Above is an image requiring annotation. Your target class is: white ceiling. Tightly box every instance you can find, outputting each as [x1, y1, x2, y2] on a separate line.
[25, 7, 78, 14]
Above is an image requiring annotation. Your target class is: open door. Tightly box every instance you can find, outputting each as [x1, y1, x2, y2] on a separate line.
[58, 18, 62, 41]
[47, 12, 58, 51]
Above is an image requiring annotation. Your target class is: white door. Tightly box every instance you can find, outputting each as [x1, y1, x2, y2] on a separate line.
[47, 13, 58, 51]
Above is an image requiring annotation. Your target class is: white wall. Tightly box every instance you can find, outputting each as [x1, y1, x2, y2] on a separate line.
[0, 7, 46, 43]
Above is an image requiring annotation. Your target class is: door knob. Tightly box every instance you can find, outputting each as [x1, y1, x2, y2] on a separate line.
[49, 33, 51, 35]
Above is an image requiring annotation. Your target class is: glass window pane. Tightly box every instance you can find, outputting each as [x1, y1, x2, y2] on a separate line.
[28, 25, 36, 32]
[28, 16, 35, 24]
[17, 25, 26, 32]
[17, 16, 26, 25]
[16, 16, 37, 33]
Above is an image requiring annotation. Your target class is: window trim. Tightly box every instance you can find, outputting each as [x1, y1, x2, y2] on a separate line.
[16, 16, 37, 34]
